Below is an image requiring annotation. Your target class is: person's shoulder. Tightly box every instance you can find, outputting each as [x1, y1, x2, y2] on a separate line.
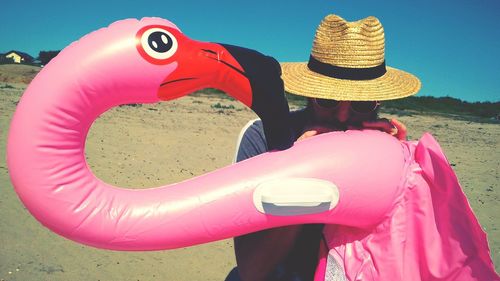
[237, 118, 266, 145]
[243, 118, 264, 134]
[234, 118, 267, 162]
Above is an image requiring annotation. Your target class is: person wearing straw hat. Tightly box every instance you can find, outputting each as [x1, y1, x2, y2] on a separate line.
[226, 14, 421, 281]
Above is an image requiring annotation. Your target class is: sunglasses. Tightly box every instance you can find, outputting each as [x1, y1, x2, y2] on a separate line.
[313, 98, 380, 114]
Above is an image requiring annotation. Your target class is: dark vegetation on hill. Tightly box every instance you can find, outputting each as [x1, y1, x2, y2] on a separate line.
[382, 96, 499, 121]
[197, 88, 499, 123]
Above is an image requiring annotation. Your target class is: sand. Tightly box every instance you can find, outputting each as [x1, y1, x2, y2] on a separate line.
[0, 65, 498, 280]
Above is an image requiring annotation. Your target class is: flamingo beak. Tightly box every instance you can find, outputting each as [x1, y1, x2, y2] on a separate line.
[157, 41, 253, 107]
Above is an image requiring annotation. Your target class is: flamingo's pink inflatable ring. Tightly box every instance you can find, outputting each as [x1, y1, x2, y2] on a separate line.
[6, 17, 401, 250]
[5, 20, 498, 280]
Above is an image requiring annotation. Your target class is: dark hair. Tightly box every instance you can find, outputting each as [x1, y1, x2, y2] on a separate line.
[306, 98, 379, 116]
[305, 98, 380, 129]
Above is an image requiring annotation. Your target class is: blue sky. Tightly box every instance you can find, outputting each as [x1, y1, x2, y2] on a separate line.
[1, 0, 499, 102]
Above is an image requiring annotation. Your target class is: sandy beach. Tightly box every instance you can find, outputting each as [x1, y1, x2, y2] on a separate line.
[0, 64, 498, 280]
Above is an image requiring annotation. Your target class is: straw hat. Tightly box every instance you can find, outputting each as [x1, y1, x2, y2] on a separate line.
[281, 14, 421, 101]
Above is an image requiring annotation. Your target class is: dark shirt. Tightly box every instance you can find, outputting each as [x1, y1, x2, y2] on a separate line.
[234, 108, 323, 281]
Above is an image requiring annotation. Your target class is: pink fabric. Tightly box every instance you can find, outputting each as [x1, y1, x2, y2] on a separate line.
[323, 133, 498, 281]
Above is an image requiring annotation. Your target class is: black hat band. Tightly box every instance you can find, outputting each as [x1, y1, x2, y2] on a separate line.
[307, 55, 386, 80]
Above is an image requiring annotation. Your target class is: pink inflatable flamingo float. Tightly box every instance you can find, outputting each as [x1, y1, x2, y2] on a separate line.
[6, 18, 498, 280]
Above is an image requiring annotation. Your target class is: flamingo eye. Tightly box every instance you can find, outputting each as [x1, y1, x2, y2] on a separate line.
[137, 26, 178, 64]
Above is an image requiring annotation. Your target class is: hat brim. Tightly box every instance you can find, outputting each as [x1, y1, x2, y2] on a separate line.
[281, 62, 421, 101]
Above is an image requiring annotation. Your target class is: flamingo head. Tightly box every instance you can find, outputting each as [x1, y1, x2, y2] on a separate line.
[134, 20, 253, 106]
[130, 18, 291, 149]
